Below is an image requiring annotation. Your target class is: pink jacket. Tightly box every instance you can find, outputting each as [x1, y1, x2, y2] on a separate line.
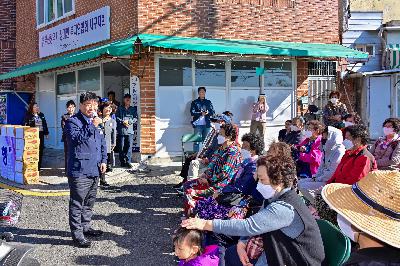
[178, 245, 219, 266]
[297, 136, 323, 175]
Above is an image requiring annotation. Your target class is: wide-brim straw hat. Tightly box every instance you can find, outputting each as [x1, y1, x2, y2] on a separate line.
[321, 170, 400, 248]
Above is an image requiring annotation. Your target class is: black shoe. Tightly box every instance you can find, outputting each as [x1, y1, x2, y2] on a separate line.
[83, 228, 103, 237]
[100, 181, 110, 187]
[73, 238, 91, 248]
[173, 182, 183, 189]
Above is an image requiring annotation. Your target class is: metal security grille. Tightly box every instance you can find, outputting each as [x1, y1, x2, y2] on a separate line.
[308, 61, 337, 76]
[308, 61, 337, 109]
[308, 76, 337, 109]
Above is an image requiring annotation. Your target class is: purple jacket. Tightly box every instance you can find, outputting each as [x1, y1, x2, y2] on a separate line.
[178, 245, 219, 266]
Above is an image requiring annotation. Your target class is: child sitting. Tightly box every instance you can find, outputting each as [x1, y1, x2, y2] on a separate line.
[173, 227, 219, 266]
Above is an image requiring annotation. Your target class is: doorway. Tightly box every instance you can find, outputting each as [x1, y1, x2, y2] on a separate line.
[368, 76, 392, 140]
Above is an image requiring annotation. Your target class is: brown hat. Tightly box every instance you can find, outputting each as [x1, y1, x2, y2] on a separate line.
[321, 170, 400, 248]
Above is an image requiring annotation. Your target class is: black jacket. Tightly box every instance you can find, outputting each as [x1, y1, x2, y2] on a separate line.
[278, 129, 289, 142]
[23, 112, 49, 135]
[344, 247, 400, 266]
[262, 189, 326, 265]
[284, 130, 301, 145]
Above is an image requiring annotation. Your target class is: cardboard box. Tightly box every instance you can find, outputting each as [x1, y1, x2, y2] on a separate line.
[24, 150, 39, 160]
[1, 125, 13, 136]
[23, 170, 40, 185]
[14, 172, 23, 184]
[15, 160, 38, 172]
[15, 138, 40, 151]
[6, 126, 16, 137]
[15, 127, 39, 140]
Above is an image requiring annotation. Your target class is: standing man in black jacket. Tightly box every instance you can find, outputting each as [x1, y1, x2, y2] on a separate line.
[116, 94, 137, 168]
[61, 100, 76, 172]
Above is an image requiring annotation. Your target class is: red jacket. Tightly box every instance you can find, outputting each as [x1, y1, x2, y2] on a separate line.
[327, 146, 377, 185]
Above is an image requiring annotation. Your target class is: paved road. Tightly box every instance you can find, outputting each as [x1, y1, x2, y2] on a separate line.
[5, 166, 183, 266]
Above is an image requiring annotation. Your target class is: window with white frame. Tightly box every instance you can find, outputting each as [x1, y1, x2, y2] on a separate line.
[37, 0, 74, 27]
[355, 44, 375, 57]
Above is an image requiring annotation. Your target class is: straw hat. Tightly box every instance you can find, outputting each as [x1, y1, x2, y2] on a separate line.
[321, 170, 400, 248]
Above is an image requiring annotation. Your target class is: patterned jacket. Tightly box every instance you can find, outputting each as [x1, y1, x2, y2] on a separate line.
[323, 101, 348, 127]
[200, 143, 242, 196]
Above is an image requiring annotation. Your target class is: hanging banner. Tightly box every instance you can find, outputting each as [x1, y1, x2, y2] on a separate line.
[0, 136, 16, 181]
[0, 95, 6, 124]
[38, 6, 111, 58]
[130, 75, 140, 152]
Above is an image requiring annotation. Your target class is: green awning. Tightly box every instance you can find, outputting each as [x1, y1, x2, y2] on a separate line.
[0, 33, 368, 81]
[0, 37, 135, 81]
[138, 34, 368, 60]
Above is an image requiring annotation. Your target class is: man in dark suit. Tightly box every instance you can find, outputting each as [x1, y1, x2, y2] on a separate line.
[64, 92, 107, 248]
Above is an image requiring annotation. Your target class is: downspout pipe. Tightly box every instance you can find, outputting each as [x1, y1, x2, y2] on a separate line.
[378, 25, 387, 70]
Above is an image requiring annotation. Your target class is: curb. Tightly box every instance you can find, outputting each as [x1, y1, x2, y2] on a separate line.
[0, 182, 70, 197]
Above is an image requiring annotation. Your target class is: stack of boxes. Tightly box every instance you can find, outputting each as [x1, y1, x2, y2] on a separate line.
[0, 125, 40, 184]
[0, 125, 16, 181]
[15, 126, 40, 184]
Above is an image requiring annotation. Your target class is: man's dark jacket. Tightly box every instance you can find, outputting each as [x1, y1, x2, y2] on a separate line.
[64, 111, 107, 178]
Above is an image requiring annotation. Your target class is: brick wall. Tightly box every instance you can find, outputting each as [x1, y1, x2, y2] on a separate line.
[138, 0, 340, 43]
[0, 0, 16, 90]
[131, 51, 156, 155]
[16, 0, 138, 66]
[297, 60, 308, 115]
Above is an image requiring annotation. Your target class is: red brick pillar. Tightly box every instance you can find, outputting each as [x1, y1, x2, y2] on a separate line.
[131, 52, 156, 155]
[297, 60, 308, 116]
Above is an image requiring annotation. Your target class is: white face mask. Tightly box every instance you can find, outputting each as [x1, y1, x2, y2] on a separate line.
[337, 215, 356, 242]
[330, 98, 339, 105]
[304, 130, 313, 139]
[217, 135, 226, 145]
[241, 149, 252, 160]
[212, 123, 221, 131]
[344, 121, 354, 127]
[256, 182, 276, 199]
[290, 125, 299, 132]
[383, 127, 395, 136]
[342, 139, 353, 150]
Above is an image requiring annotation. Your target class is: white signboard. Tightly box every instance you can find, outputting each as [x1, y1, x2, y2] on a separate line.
[130, 75, 140, 152]
[39, 6, 110, 58]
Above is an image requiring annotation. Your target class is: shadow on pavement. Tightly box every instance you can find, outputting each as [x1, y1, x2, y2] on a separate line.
[74, 181, 183, 265]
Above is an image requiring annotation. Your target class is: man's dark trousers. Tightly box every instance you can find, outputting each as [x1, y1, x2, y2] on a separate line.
[68, 175, 99, 240]
[118, 134, 133, 165]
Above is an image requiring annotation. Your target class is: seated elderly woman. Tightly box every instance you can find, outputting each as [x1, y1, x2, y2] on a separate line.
[370, 117, 400, 170]
[182, 155, 326, 266]
[194, 133, 265, 220]
[298, 126, 345, 204]
[295, 120, 323, 179]
[315, 124, 377, 224]
[184, 124, 242, 215]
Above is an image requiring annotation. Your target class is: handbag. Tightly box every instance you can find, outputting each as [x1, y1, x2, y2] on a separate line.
[245, 236, 264, 260]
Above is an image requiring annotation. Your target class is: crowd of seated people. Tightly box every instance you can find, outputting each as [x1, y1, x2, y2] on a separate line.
[172, 89, 399, 266]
